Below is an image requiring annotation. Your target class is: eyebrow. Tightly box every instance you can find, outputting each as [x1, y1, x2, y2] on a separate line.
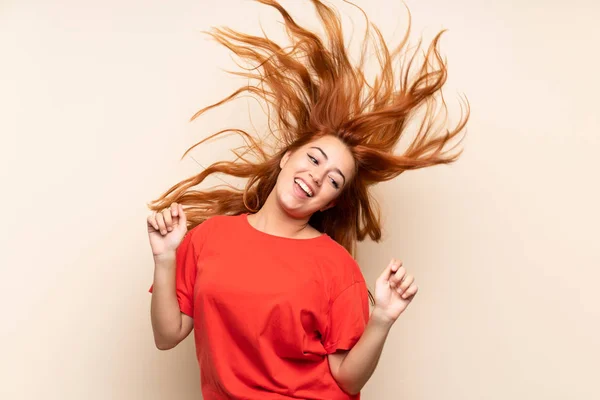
[309, 146, 346, 184]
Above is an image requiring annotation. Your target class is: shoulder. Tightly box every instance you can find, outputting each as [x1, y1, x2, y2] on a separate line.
[312, 236, 366, 292]
[189, 213, 239, 231]
[185, 213, 240, 243]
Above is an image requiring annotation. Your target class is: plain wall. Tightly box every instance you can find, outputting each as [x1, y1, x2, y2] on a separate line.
[1, 0, 598, 399]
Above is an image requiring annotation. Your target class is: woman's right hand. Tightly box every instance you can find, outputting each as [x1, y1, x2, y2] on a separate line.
[147, 203, 188, 257]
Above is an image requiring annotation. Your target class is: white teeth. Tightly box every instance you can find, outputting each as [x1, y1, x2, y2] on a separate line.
[294, 178, 313, 197]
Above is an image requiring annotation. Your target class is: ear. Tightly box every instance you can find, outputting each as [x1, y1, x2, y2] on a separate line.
[320, 201, 336, 212]
[280, 150, 292, 169]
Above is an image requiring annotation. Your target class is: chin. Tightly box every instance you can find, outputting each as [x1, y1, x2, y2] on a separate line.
[277, 194, 313, 219]
[279, 200, 310, 219]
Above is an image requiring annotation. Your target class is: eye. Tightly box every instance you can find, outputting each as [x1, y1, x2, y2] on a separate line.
[329, 177, 340, 189]
[308, 154, 318, 164]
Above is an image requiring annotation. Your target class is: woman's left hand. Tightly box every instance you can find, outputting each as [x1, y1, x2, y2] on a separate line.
[373, 259, 418, 324]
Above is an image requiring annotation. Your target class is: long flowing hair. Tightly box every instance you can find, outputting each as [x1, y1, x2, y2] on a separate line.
[149, 0, 469, 257]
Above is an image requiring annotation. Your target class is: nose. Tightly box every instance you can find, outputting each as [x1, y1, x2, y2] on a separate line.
[309, 172, 322, 186]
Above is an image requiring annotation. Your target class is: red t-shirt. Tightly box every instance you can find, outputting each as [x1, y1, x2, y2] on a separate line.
[151, 213, 370, 399]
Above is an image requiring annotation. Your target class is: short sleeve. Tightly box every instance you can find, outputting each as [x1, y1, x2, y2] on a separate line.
[322, 280, 370, 354]
[148, 220, 210, 317]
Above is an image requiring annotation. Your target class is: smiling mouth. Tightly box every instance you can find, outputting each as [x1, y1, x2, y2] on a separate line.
[294, 178, 314, 197]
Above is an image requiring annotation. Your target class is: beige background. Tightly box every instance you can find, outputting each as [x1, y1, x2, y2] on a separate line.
[1, 0, 598, 399]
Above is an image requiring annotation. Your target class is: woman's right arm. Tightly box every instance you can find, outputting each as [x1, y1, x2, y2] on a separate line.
[148, 203, 193, 350]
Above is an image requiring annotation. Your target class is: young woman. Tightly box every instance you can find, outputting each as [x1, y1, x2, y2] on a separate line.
[147, 1, 468, 398]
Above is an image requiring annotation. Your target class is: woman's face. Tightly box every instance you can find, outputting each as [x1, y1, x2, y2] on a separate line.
[275, 135, 356, 218]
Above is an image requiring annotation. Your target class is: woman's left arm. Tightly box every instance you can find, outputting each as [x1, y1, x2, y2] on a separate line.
[328, 259, 418, 395]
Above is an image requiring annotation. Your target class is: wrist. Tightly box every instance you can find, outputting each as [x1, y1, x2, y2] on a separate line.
[153, 251, 177, 266]
[370, 306, 396, 330]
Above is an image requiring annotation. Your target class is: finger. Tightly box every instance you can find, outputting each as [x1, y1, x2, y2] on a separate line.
[147, 212, 159, 231]
[389, 266, 406, 288]
[388, 260, 403, 287]
[178, 204, 187, 229]
[170, 202, 178, 217]
[390, 259, 403, 273]
[402, 284, 418, 299]
[397, 274, 414, 295]
[162, 208, 173, 231]
[156, 211, 167, 235]
[377, 259, 396, 284]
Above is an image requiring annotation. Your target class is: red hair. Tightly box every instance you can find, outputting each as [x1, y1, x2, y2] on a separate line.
[149, 0, 469, 257]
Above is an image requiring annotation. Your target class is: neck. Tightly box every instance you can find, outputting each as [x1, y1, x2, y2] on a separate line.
[248, 191, 315, 239]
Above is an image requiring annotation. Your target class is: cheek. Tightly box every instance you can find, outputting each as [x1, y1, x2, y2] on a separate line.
[278, 160, 296, 179]
[275, 171, 290, 194]
[281, 155, 304, 175]
[318, 186, 340, 204]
